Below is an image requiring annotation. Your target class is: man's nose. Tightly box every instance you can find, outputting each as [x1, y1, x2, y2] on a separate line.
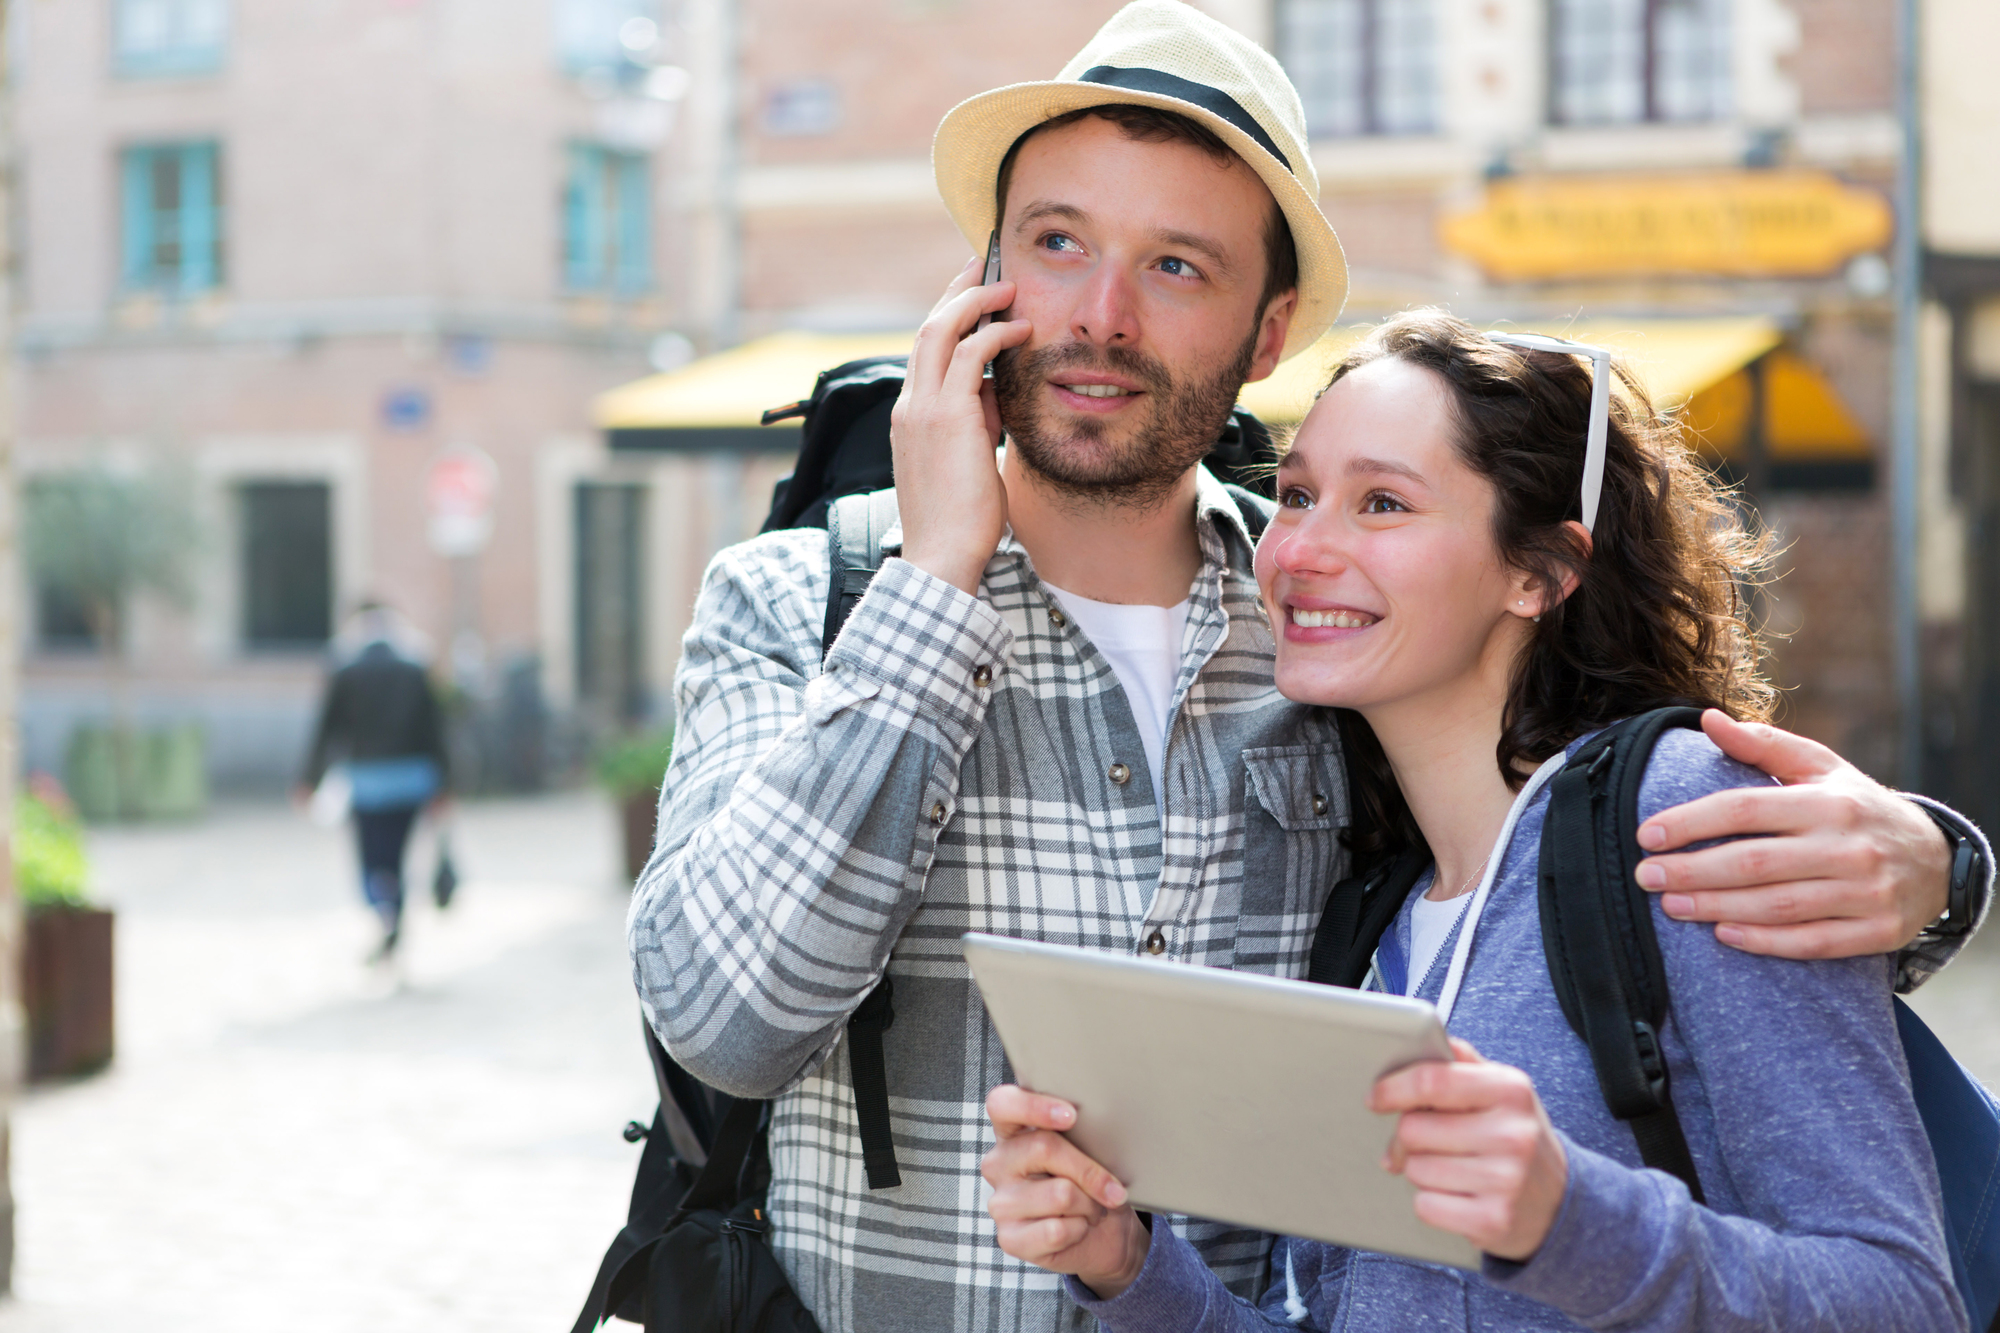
[1067, 263, 1140, 349]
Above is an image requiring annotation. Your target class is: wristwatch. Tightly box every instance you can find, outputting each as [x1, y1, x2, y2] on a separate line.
[1920, 806, 1988, 939]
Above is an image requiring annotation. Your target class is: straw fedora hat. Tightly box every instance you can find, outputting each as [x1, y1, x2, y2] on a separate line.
[932, 0, 1346, 363]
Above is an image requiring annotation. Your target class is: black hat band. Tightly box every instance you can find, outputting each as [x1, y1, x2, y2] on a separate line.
[1078, 64, 1292, 173]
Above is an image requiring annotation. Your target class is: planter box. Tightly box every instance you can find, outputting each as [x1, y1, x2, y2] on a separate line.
[621, 789, 659, 883]
[65, 723, 207, 822]
[23, 906, 115, 1081]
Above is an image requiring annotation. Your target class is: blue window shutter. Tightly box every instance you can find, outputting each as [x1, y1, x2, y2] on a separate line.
[179, 144, 219, 293]
[565, 145, 607, 290]
[115, 0, 229, 78]
[613, 153, 651, 292]
[120, 148, 155, 286]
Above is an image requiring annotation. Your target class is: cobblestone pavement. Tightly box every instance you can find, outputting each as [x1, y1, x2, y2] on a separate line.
[3, 792, 656, 1333]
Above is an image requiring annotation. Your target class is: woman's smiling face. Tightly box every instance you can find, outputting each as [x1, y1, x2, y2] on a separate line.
[1255, 356, 1538, 715]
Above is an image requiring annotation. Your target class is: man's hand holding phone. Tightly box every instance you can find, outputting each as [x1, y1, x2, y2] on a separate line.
[891, 252, 1030, 597]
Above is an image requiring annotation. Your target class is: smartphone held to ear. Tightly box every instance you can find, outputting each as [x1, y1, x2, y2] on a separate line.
[973, 229, 1002, 334]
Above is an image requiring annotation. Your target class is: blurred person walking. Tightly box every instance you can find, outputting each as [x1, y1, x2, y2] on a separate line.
[298, 601, 452, 963]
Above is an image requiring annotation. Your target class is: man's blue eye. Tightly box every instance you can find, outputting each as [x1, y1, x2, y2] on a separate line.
[1041, 234, 1078, 252]
[1160, 257, 1190, 276]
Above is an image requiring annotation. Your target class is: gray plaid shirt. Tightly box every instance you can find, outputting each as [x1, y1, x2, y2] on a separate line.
[628, 467, 1984, 1333]
[630, 469, 1346, 1332]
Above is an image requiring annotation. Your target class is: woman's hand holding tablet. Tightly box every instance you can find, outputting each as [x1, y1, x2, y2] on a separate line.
[982, 1085, 1152, 1298]
[1369, 1037, 1570, 1263]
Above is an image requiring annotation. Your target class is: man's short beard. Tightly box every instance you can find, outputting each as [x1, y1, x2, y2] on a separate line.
[991, 321, 1261, 510]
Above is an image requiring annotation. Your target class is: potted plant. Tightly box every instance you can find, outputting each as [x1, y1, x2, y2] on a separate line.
[16, 782, 115, 1080]
[593, 729, 674, 883]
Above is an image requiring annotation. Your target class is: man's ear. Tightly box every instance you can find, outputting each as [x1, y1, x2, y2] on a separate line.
[1243, 288, 1298, 385]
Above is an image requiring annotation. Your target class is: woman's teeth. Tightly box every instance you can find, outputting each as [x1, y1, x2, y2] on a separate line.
[1061, 383, 1134, 398]
[1291, 608, 1375, 629]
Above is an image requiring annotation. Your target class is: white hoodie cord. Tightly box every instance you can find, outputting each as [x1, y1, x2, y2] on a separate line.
[1431, 751, 1570, 1025]
[1282, 1243, 1308, 1324]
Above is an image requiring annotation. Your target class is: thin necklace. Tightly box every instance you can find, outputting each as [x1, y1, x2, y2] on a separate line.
[1432, 855, 1490, 903]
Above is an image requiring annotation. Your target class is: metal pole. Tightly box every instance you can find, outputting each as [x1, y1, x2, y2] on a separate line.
[0, 0, 20, 1288]
[1889, 0, 1924, 788]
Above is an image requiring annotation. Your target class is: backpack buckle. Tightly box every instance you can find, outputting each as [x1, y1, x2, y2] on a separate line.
[1632, 1020, 1670, 1102]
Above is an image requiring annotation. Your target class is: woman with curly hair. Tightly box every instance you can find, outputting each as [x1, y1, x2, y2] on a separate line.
[980, 310, 1964, 1332]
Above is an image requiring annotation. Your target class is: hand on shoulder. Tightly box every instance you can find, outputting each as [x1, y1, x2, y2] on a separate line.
[1632, 710, 1953, 960]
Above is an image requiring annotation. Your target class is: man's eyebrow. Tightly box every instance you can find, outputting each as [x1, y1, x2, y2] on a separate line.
[1012, 200, 1089, 232]
[1346, 456, 1428, 485]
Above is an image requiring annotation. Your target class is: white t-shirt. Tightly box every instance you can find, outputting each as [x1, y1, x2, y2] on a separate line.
[1407, 891, 1469, 995]
[1043, 583, 1190, 813]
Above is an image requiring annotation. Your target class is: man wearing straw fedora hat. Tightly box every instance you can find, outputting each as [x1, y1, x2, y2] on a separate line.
[629, 3, 1979, 1329]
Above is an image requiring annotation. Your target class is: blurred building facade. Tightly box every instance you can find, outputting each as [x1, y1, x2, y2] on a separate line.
[15, 0, 705, 789]
[1920, 0, 2000, 828]
[13, 0, 1986, 797]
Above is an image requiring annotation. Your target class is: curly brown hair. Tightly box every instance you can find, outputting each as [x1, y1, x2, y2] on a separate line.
[1320, 310, 1776, 861]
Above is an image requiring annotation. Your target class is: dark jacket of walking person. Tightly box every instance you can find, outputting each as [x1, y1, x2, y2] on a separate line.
[300, 632, 450, 960]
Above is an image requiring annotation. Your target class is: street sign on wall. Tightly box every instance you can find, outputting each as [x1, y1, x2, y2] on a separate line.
[1440, 170, 1893, 281]
[427, 445, 497, 557]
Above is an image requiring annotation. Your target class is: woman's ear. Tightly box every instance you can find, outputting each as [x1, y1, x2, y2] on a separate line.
[1509, 522, 1592, 621]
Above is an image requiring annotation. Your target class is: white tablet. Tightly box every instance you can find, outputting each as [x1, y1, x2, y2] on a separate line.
[962, 932, 1479, 1271]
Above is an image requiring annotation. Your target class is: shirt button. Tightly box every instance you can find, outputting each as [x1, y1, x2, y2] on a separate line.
[1312, 793, 1328, 816]
[1144, 930, 1166, 955]
[1049, 607, 1067, 627]
[1108, 762, 1131, 786]
[930, 802, 947, 826]
[973, 665, 992, 688]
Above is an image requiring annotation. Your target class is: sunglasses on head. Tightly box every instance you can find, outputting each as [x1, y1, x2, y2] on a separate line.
[1485, 331, 1613, 537]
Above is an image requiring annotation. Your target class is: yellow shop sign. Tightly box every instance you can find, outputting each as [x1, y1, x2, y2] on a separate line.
[1440, 170, 1892, 280]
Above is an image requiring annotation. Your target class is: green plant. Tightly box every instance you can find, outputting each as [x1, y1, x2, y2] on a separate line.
[16, 793, 91, 910]
[593, 728, 674, 797]
[24, 465, 200, 659]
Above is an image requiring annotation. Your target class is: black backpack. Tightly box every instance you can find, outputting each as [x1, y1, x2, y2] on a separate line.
[574, 357, 1281, 1332]
[1307, 706, 2000, 1331]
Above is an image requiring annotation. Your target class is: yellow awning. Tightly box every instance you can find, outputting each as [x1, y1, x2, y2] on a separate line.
[1239, 317, 1784, 423]
[1240, 315, 1870, 470]
[596, 330, 916, 449]
[599, 317, 1870, 470]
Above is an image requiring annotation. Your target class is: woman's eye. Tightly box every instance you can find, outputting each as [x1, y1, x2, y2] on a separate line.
[1363, 491, 1408, 514]
[1280, 487, 1313, 510]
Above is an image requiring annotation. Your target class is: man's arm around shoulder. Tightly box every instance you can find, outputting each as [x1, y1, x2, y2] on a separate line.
[627, 533, 1012, 1099]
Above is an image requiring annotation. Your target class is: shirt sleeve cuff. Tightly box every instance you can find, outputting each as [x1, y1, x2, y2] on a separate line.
[1481, 1135, 1677, 1324]
[1897, 795, 1995, 993]
[1063, 1220, 1218, 1328]
[824, 556, 1014, 735]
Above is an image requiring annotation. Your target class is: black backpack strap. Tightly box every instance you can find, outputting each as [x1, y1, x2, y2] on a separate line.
[1538, 706, 1707, 1202]
[822, 487, 902, 651]
[820, 488, 906, 1191]
[1306, 846, 1431, 988]
[847, 978, 901, 1189]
